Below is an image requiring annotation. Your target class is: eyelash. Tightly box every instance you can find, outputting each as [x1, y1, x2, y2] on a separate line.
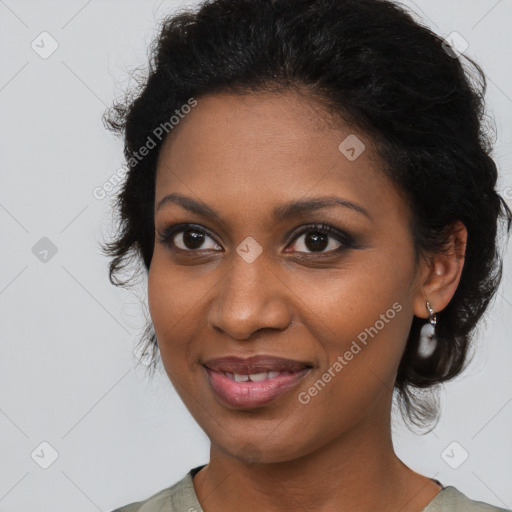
[156, 222, 355, 256]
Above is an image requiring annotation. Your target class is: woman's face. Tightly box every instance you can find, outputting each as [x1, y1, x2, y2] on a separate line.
[148, 90, 427, 463]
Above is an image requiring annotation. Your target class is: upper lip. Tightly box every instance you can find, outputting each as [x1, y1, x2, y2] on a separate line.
[203, 355, 312, 374]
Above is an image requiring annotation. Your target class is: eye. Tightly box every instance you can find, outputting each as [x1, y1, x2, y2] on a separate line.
[157, 222, 354, 255]
[286, 224, 353, 254]
[157, 223, 222, 252]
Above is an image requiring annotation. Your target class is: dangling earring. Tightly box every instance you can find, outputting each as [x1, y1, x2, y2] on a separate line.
[418, 301, 437, 358]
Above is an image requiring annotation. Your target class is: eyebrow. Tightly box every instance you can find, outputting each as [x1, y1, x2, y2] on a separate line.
[156, 193, 371, 221]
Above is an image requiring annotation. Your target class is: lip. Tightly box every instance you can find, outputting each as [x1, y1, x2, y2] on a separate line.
[203, 355, 312, 374]
[203, 355, 312, 409]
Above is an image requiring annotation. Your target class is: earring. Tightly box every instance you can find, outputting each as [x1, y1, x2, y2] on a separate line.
[418, 301, 437, 358]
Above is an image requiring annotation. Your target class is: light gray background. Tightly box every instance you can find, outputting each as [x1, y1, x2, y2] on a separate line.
[0, 1, 511, 511]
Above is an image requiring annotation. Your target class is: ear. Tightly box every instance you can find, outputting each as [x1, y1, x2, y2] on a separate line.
[412, 220, 468, 319]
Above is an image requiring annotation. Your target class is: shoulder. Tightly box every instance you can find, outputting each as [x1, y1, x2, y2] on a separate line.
[109, 486, 172, 512]
[424, 486, 511, 512]
[109, 469, 202, 512]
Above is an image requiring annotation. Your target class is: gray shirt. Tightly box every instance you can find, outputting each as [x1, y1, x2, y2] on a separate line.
[111, 465, 511, 512]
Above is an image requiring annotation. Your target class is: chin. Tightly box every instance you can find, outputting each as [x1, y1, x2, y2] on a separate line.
[214, 434, 316, 466]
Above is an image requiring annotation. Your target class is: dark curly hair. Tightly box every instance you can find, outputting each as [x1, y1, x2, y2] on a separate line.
[102, 0, 511, 429]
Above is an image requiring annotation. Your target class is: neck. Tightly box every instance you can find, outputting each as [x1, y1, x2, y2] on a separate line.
[193, 401, 441, 512]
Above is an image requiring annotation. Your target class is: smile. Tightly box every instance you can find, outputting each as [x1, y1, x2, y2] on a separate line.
[223, 370, 288, 382]
[204, 366, 311, 409]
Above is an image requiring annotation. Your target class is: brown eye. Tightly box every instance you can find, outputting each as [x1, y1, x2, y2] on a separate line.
[158, 224, 222, 252]
[286, 224, 353, 255]
[296, 231, 337, 252]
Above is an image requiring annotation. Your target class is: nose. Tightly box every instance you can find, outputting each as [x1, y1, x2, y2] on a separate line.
[207, 251, 293, 340]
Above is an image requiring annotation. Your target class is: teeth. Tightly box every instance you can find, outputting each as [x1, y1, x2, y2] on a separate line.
[249, 372, 268, 382]
[224, 371, 283, 381]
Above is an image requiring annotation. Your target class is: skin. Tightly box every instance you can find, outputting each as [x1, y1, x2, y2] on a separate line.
[147, 89, 467, 512]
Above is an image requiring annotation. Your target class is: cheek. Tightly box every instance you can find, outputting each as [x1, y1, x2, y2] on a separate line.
[147, 254, 195, 360]
[148, 247, 202, 326]
[147, 249, 223, 384]
[295, 252, 412, 331]
[290, 253, 415, 382]
[148, 259, 172, 337]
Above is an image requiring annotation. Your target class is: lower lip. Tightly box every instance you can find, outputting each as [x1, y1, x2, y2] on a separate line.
[205, 367, 310, 409]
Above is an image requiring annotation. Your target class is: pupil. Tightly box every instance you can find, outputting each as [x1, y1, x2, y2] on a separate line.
[305, 232, 327, 252]
[184, 230, 205, 249]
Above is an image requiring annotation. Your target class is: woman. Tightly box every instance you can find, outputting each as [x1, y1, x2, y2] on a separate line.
[104, 0, 511, 510]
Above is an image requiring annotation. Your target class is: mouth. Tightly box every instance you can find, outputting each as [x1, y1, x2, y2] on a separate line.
[203, 355, 312, 373]
[202, 355, 313, 409]
[220, 370, 297, 382]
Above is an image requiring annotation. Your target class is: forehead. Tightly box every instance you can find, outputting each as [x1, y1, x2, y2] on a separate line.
[154, 90, 398, 221]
